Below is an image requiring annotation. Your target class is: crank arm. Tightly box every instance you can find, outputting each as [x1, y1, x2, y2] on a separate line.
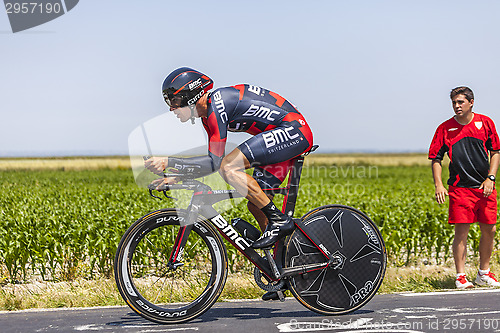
[264, 249, 282, 279]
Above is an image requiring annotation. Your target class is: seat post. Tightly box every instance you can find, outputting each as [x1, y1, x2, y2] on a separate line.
[281, 145, 318, 217]
[282, 156, 305, 217]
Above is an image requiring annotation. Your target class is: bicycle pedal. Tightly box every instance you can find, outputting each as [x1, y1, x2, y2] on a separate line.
[277, 290, 285, 302]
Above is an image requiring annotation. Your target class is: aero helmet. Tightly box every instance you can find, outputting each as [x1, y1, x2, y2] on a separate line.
[162, 67, 214, 108]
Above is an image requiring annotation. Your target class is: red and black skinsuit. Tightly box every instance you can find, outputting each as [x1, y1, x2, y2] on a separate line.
[168, 84, 313, 189]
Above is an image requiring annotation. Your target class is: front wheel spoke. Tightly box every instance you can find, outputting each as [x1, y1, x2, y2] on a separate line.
[186, 238, 201, 253]
[148, 272, 169, 290]
[153, 274, 169, 303]
[168, 271, 180, 303]
[144, 235, 168, 259]
[134, 246, 165, 259]
[117, 214, 228, 322]
[134, 254, 166, 272]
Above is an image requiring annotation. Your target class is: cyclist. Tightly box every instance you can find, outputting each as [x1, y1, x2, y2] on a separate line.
[145, 67, 314, 251]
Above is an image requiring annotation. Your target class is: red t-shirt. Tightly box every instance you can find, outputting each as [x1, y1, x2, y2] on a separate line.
[428, 113, 500, 188]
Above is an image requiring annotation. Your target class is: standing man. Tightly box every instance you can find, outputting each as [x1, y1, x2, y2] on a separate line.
[429, 86, 500, 288]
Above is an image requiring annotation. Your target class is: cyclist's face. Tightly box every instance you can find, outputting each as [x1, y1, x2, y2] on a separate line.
[164, 94, 191, 122]
[165, 95, 182, 110]
[172, 106, 192, 122]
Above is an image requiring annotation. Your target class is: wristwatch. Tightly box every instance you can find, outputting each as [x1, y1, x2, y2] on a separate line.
[487, 175, 496, 182]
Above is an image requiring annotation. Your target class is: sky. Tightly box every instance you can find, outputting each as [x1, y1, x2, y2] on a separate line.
[2, 0, 500, 157]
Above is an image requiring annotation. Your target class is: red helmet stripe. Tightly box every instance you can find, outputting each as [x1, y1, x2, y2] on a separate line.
[171, 70, 201, 83]
[174, 80, 192, 95]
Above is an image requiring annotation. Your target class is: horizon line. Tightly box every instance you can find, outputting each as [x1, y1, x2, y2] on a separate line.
[0, 149, 429, 158]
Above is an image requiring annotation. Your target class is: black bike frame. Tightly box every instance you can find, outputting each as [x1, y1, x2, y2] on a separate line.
[164, 145, 335, 281]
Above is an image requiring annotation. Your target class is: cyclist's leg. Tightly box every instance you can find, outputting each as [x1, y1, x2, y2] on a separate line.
[220, 118, 313, 248]
[219, 143, 305, 211]
[247, 195, 272, 232]
[249, 163, 296, 300]
[218, 148, 271, 209]
[248, 162, 295, 231]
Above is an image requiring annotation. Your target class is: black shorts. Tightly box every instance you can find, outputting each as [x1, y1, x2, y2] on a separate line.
[238, 114, 313, 190]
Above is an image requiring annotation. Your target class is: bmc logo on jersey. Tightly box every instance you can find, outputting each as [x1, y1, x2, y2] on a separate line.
[243, 104, 280, 121]
[212, 91, 228, 123]
[263, 127, 299, 148]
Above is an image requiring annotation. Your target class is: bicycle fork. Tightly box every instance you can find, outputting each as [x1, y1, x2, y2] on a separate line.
[166, 202, 201, 269]
[167, 224, 192, 269]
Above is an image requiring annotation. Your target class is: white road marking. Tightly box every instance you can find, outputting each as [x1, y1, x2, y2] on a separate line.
[74, 325, 99, 331]
[443, 310, 500, 318]
[335, 331, 423, 333]
[139, 328, 198, 333]
[391, 305, 500, 319]
[0, 305, 128, 315]
[399, 288, 500, 297]
[74, 324, 198, 331]
[393, 307, 455, 313]
[404, 310, 500, 319]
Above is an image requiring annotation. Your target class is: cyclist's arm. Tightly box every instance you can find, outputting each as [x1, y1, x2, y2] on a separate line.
[167, 152, 222, 177]
[145, 131, 225, 178]
[167, 98, 229, 177]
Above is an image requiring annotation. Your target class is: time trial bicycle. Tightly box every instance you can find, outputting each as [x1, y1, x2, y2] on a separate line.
[114, 145, 387, 324]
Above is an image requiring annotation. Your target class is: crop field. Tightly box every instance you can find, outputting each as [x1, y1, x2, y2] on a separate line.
[0, 155, 499, 296]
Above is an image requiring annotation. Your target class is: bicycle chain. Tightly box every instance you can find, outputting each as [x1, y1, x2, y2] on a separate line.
[253, 266, 285, 291]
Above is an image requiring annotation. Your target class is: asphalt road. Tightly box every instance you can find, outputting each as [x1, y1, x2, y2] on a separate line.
[1, 288, 500, 333]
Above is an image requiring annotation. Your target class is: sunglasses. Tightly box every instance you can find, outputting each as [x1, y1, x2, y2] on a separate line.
[163, 93, 183, 108]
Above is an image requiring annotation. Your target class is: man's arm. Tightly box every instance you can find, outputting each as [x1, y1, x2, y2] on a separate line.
[145, 154, 218, 191]
[431, 159, 448, 204]
[488, 150, 500, 176]
[479, 150, 500, 197]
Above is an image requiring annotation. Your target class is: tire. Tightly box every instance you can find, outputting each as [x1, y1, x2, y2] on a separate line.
[114, 209, 228, 324]
[285, 205, 386, 315]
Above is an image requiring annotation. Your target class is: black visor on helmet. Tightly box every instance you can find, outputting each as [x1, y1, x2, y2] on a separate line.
[163, 92, 183, 108]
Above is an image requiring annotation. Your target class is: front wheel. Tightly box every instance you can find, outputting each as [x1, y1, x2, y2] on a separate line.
[285, 205, 386, 315]
[114, 209, 228, 324]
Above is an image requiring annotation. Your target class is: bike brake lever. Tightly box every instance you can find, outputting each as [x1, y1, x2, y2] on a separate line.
[147, 188, 178, 201]
[163, 190, 178, 201]
[149, 189, 163, 200]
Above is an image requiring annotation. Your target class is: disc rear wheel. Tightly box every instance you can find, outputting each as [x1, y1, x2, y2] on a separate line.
[285, 205, 386, 315]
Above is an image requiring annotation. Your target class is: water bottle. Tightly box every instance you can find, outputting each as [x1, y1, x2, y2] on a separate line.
[231, 218, 261, 242]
